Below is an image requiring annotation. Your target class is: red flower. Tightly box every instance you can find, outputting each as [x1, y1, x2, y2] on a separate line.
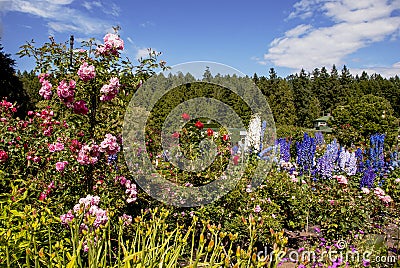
[222, 134, 229, 141]
[195, 121, 204, 129]
[207, 128, 214, 136]
[172, 132, 180, 138]
[39, 192, 47, 201]
[182, 113, 190, 121]
[0, 150, 8, 163]
[73, 100, 89, 115]
[233, 155, 240, 165]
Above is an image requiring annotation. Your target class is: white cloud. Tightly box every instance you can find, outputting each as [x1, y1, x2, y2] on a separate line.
[351, 62, 400, 78]
[265, 0, 400, 74]
[82, 1, 102, 11]
[126, 37, 134, 45]
[284, 24, 312, 37]
[136, 48, 150, 60]
[1, 0, 119, 35]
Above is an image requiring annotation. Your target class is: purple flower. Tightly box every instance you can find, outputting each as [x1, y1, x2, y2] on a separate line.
[254, 205, 262, 213]
[296, 133, 316, 174]
[362, 259, 370, 266]
[360, 166, 376, 189]
[277, 138, 291, 163]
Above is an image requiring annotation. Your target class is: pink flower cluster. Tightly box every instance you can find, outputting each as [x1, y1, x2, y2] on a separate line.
[1, 99, 17, 114]
[100, 77, 120, 101]
[119, 213, 132, 226]
[56, 161, 68, 172]
[0, 150, 8, 163]
[34, 108, 56, 136]
[73, 195, 101, 212]
[96, 33, 124, 56]
[57, 80, 76, 107]
[39, 181, 55, 201]
[333, 175, 348, 185]
[100, 133, 120, 155]
[77, 143, 100, 165]
[38, 73, 52, 100]
[60, 210, 74, 225]
[374, 187, 392, 203]
[73, 100, 89, 115]
[77, 62, 96, 82]
[61, 195, 108, 229]
[115, 176, 137, 203]
[48, 142, 64, 152]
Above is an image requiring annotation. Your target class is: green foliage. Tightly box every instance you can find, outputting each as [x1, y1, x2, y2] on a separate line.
[331, 94, 399, 147]
[0, 44, 33, 117]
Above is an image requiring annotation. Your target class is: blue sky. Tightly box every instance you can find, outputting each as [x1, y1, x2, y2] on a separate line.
[1, 0, 400, 78]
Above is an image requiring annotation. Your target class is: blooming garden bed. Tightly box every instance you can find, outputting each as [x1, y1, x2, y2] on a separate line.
[0, 30, 400, 268]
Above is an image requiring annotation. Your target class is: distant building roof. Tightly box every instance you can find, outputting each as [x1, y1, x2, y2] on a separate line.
[314, 115, 332, 122]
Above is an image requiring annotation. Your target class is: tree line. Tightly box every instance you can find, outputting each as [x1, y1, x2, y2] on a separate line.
[1, 43, 398, 147]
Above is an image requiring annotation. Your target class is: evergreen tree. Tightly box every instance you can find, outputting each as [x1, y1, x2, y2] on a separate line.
[0, 44, 31, 117]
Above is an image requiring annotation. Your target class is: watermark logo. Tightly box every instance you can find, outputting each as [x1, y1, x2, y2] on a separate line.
[256, 240, 398, 265]
[122, 61, 276, 207]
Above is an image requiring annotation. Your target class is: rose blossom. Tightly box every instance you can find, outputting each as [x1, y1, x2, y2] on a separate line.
[100, 77, 120, 101]
[361, 187, 370, 194]
[96, 33, 124, 56]
[195, 121, 204, 129]
[77, 62, 96, 81]
[39, 80, 52, 100]
[99, 134, 120, 155]
[56, 161, 68, 172]
[73, 100, 89, 115]
[0, 150, 8, 163]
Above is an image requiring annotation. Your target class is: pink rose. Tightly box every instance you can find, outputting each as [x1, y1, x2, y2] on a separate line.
[100, 77, 120, 101]
[0, 150, 8, 163]
[55, 142, 64, 151]
[48, 144, 56, 153]
[73, 100, 89, 115]
[56, 161, 68, 172]
[361, 187, 370, 194]
[374, 187, 385, 197]
[380, 195, 392, 203]
[334, 175, 348, 185]
[39, 80, 52, 99]
[77, 62, 96, 81]
[254, 205, 262, 213]
[57, 80, 75, 105]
